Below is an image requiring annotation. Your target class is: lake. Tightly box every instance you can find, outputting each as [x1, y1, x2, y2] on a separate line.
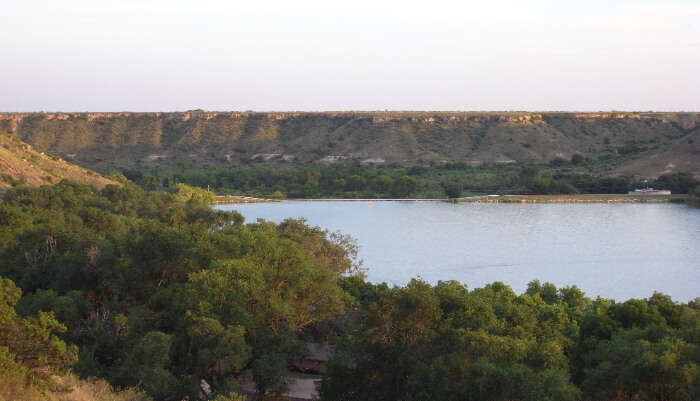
[213, 201, 700, 302]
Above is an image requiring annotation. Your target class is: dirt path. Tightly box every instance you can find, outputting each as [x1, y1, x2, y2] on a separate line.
[284, 378, 320, 400]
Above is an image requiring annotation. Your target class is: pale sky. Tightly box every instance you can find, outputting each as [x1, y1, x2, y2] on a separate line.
[1, 0, 699, 111]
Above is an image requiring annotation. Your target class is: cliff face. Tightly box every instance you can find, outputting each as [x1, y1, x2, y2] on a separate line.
[0, 112, 698, 176]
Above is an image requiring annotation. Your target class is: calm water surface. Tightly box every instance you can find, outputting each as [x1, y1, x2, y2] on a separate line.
[214, 201, 700, 301]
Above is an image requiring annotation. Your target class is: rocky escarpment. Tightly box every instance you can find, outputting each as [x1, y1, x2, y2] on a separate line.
[0, 111, 698, 176]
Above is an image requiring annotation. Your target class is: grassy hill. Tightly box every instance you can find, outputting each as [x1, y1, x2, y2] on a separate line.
[1, 111, 698, 178]
[0, 131, 118, 191]
[614, 128, 700, 177]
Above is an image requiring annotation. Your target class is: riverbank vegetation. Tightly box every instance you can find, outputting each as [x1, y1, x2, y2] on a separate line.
[1, 181, 698, 400]
[690, 185, 700, 207]
[111, 159, 698, 200]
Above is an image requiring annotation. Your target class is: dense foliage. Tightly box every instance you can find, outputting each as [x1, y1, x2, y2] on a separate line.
[325, 279, 700, 401]
[0, 181, 354, 399]
[116, 160, 698, 199]
[0, 181, 698, 400]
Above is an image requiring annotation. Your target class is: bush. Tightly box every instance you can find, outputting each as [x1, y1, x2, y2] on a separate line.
[549, 157, 567, 167]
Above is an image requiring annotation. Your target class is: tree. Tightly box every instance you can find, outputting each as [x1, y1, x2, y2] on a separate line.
[392, 176, 418, 197]
[373, 175, 394, 194]
[121, 331, 177, 400]
[654, 172, 699, 194]
[322, 280, 582, 401]
[526, 280, 559, 304]
[550, 157, 567, 167]
[571, 153, 585, 165]
[582, 328, 699, 401]
[347, 175, 367, 191]
[172, 183, 215, 205]
[441, 181, 462, 198]
[0, 276, 78, 388]
[321, 279, 442, 401]
[519, 166, 539, 187]
[0, 182, 353, 399]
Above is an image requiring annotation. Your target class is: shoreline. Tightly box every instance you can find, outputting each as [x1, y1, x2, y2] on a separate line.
[214, 194, 689, 204]
[212, 195, 279, 204]
[457, 194, 688, 203]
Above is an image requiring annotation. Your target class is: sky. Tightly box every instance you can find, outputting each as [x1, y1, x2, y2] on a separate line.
[1, 0, 699, 111]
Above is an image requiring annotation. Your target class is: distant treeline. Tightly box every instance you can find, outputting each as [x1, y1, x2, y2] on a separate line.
[0, 181, 698, 401]
[117, 160, 700, 199]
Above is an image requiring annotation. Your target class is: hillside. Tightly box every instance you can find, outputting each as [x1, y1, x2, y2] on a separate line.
[0, 132, 118, 191]
[1, 111, 698, 178]
[614, 128, 700, 177]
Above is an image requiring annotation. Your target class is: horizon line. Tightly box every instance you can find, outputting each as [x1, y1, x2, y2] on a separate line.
[2, 110, 699, 114]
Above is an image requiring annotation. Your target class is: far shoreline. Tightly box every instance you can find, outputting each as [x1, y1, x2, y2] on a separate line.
[213, 194, 690, 205]
[457, 194, 688, 203]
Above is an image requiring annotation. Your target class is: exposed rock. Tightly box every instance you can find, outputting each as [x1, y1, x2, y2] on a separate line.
[251, 153, 282, 161]
[319, 155, 348, 163]
[145, 154, 167, 161]
[361, 157, 385, 164]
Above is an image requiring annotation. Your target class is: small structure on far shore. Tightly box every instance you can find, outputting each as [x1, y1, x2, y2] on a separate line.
[628, 188, 671, 195]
